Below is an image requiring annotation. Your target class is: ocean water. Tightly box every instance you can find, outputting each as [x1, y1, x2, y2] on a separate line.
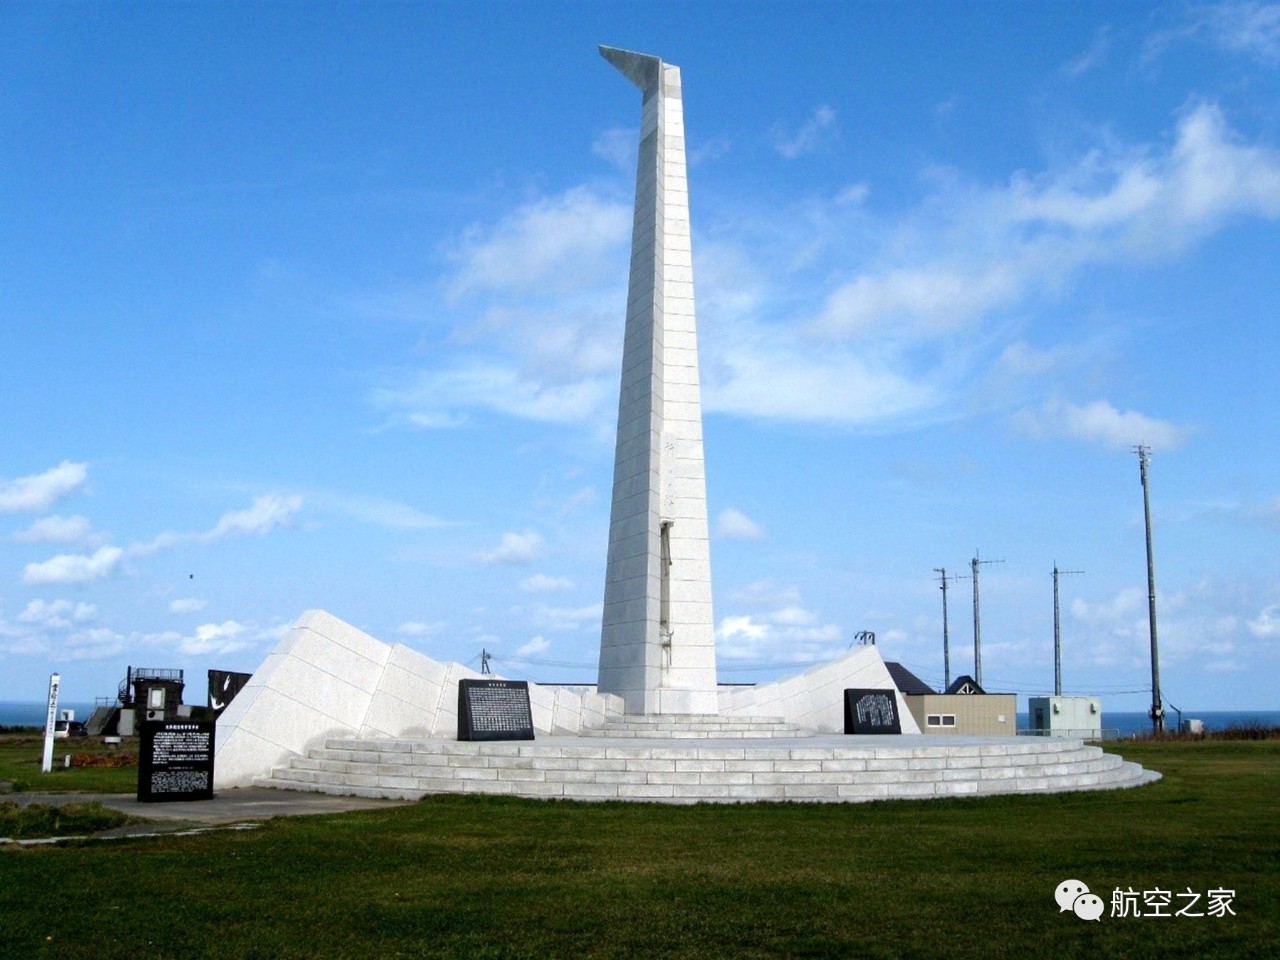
[0, 701, 100, 728]
[1019, 710, 1280, 737]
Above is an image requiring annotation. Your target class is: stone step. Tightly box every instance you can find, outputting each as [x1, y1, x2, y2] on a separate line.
[255, 735, 1160, 804]
[587, 714, 811, 739]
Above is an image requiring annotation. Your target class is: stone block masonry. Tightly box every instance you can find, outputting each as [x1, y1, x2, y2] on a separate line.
[598, 45, 717, 716]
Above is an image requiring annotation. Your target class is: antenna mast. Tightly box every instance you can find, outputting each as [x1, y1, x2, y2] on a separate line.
[934, 567, 968, 690]
[1135, 445, 1164, 733]
[971, 551, 1004, 688]
[1052, 564, 1084, 697]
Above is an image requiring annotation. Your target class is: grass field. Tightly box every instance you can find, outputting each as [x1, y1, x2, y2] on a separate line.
[1, 739, 1276, 959]
[0, 734, 138, 794]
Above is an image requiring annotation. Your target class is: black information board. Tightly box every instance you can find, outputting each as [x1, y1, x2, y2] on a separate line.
[137, 720, 216, 802]
[843, 688, 902, 735]
[457, 679, 535, 741]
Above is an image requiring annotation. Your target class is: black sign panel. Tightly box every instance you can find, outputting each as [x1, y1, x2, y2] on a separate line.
[843, 688, 902, 735]
[208, 669, 252, 713]
[138, 720, 215, 802]
[457, 679, 535, 741]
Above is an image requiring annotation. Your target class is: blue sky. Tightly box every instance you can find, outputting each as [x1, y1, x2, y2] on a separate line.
[3, 1, 1278, 713]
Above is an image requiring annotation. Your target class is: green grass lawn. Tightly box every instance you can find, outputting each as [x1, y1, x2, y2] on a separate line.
[0, 734, 138, 794]
[0, 801, 141, 840]
[1, 740, 1276, 960]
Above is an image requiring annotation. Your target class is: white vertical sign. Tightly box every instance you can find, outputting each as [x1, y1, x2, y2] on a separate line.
[41, 672, 61, 774]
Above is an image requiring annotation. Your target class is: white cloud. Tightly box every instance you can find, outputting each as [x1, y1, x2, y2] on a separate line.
[448, 187, 630, 298]
[169, 598, 207, 615]
[312, 493, 447, 530]
[717, 614, 770, 644]
[1012, 398, 1187, 450]
[1062, 26, 1113, 78]
[1248, 604, 1280, 638]
[1148, 2, 1280, 66]
[516, 635, 551, 657]
[773, 105, 838, 159]
[1071, 587, 1148, 630]
[369, 102, 1280, 438]
[23, 545, 124, 585]
[206, 494, 303, 540]
[480, 529, 543, 565]
[704, 336, 940, 426]
[61, 626, 128, 660]
[592, 126, 636, 172]
[834, 182, 870, 206]
[12, 514, 94, 543]
[810, 103, 1280, 345]
[179, 620, 249, 656]
[715, 508, 766, 542]
[520, 574, 574, 593]
[377, 363, 613, 428]
[0, 461, 87, 513]
[16, 599, 96, 628]
[715, 610, 843, 663]
[130, 493, 305, 557]
[1205, 1, 1280, 63]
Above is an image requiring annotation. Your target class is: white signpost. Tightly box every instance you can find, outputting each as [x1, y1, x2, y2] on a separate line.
[41, 672, 61, 774]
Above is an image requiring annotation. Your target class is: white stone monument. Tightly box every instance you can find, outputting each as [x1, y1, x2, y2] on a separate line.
[597, 46, 718, 716]
[210, 46, 1162, 803]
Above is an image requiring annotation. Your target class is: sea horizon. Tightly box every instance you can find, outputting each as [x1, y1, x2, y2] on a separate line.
[3, 700, 1278, 734]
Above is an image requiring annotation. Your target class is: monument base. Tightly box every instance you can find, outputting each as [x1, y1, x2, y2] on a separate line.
[256, 733, 1160, 804]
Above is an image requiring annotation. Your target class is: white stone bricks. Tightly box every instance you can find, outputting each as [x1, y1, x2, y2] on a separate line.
[598, 46, 717, 716]
[260, 733, 1161, 804]
[216, 610, 627, 787]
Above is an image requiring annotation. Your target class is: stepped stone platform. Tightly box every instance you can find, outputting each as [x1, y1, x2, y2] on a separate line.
[256, 733, 1160, 805]
[591, 714, 811, 739]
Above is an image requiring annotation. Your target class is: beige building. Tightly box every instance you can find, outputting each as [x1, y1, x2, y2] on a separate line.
[886, 664, 1017, 736]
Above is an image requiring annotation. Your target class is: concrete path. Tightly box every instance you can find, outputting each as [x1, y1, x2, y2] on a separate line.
[5, 786, 412, 834]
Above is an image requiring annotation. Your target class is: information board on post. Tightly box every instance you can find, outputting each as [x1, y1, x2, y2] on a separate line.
[457, 679, 535, 741]
[137, 720, 216, 802]
[843, 688, 902, 735]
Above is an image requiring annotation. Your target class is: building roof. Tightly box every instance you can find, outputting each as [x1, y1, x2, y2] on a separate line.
[884, 662, 937, 696]
[945, 675, 987, 695]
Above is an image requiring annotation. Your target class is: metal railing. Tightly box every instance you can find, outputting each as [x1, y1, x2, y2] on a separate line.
[116, 666, 184, 705]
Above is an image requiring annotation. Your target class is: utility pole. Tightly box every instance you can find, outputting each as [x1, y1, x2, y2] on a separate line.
[971, 551, 1003, 688]
[934, 567, 968, 690]
[1052, 564, 1084, 697]
[1135, 445, 1164, 734]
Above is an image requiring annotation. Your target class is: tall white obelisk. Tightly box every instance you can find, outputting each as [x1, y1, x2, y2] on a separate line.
[597, 45, 718, 716]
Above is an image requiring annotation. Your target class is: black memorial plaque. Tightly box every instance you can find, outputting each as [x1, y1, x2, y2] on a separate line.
[137, 720, 216, 802]
[843, 688, 902, 735]
[208, 669, 252, 714]
[457, 679, 535, 741]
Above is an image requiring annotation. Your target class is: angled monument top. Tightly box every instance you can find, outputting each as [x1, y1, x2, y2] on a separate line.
[599, 45, 663, 92]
